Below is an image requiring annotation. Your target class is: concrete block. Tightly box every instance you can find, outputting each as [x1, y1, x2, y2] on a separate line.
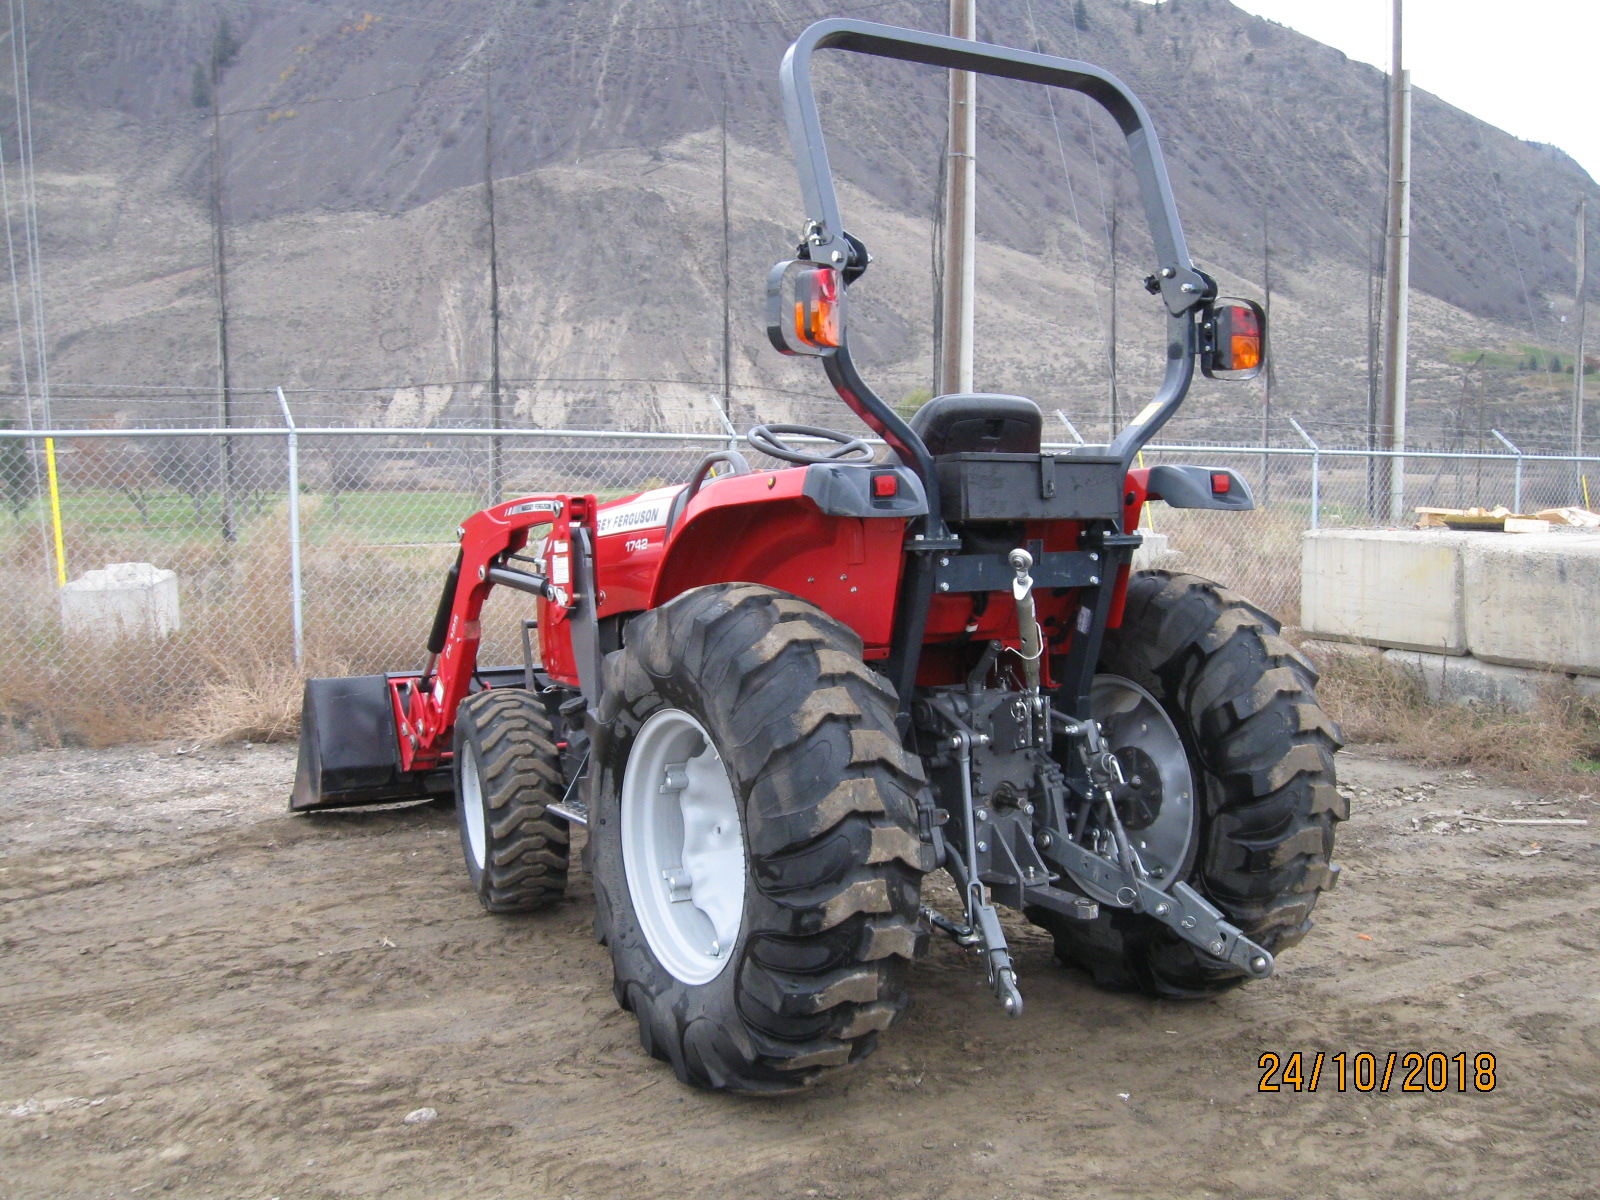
[60, 562, 181, 641]
[1299, 638, 1383, 663]
[1131, 531, 1176, 571]
[1300, 529, 1470, 654]
[1382, 649, 1555, 712]
[1461, 531, 1600, 676]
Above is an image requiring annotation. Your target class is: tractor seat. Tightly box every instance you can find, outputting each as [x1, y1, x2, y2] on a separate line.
[908, 393, 1042, 457]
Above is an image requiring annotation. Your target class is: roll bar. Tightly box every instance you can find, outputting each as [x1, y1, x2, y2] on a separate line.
[777, 19, 1214, 471]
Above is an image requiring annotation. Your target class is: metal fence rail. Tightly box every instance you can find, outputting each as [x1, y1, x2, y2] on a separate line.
[1, 421, 1594, 745]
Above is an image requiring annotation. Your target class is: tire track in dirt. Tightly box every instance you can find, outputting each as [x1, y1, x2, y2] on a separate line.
[1, 741, 1597, 1199]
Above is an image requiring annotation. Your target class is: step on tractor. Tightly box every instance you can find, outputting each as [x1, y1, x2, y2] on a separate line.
[291, 20, 1344, 1093]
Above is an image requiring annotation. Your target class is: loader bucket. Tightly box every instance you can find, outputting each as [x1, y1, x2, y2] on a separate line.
[289, 675, 433, 812]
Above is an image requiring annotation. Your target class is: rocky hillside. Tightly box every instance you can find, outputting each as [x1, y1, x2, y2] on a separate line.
[7, 0, 1597, 448]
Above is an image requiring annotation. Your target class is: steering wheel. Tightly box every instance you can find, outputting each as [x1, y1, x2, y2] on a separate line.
[683, 450, 752, 503]
[747, 423, 874, 466]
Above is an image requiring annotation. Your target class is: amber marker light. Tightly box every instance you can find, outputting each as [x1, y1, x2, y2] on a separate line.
[796, 266, 842, 349]
[767, 258, 848, 358]
[1227, 305, 1262, 371]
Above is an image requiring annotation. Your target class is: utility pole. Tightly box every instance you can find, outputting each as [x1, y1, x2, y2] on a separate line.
[1108, 197, 1119, 429]
[209, 49, 236, 544]
[1261, 198, 1273, 505]
[1575, 198, 1588, 499]
[720, 99, 733, 428]
[1366, 220, 1381, 518]
[937, 0, 976, 397]
[484, 62, 504, 504]
[1379, 0, 1411, 525]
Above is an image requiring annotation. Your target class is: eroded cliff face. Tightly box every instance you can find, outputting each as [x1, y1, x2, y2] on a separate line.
[8, 0, 1594, 445]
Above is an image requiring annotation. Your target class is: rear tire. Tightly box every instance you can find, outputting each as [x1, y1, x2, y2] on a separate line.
[453, 688, 570, 913]
[588, 584, 930, 1093]
[1031, 570, 1345, 997]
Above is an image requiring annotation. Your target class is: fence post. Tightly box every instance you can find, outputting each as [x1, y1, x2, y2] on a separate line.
[707, 392, 739, 453]
[276, 388, 304, 668]
[1491, 429, 1524, 514]
[1287, 417, 1320, 530]
[1054, 409, 1088, 445]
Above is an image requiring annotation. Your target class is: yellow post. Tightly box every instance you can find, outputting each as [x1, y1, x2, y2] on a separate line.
[1584, 474, 1592, 509]
[1136, 450, 1156, 532]
[44, 436, 66, 587]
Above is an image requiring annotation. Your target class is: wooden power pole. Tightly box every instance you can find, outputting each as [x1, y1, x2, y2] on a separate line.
[937, 0, 976, 398]
[1261, 199, 1273, 504]
[721, 100, 733, 429]
[485, 63, 504, 505]
[1379, 0, 1411, 524]
[1575, 198, 1588, 499]
[209, 51, 236, 545]
[1108, 198, 1119, 429]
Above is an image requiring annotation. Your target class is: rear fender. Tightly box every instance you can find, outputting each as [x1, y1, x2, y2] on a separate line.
[1134, 464, 1255, 510]
[650, 463, 922, 652]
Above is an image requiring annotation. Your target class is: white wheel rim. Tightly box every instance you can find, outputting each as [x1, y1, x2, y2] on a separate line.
[621, 708, 745, 986]
[460, 743, 487, 870]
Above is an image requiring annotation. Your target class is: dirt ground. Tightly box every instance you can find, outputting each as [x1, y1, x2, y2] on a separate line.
[2, 741, 1597, 1200]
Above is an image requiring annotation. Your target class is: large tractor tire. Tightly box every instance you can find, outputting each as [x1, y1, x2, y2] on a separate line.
[1031, 570, 1345, 998]
[452, 688, 570, 913]
[587, 584, 930, 1093]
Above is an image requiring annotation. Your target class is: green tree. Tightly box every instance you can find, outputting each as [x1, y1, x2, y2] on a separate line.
[190, 62, 211, 109]
[213, 20, 241, 70]
[896, 388, 933, 422]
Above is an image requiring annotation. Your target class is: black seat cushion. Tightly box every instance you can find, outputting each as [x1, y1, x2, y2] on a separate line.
[908, 393, 1042, 456]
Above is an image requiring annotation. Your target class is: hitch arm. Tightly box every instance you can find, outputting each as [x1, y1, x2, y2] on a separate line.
[1047, 837, 1275, 978]
[948, 729, 1024, 1016]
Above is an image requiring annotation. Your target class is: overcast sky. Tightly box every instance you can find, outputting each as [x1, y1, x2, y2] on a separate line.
[1226, 0, 1600, 182]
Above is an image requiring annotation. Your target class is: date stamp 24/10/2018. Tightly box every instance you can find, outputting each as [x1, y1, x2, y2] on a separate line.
[1257, 1051, 1498, 1093]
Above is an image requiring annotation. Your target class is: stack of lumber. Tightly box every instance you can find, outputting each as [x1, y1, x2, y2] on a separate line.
[1413, 505, 1600, 533]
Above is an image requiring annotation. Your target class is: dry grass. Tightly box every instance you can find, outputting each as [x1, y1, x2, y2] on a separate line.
[1154, 505, 1305, 624]
[1312, 646, 1600, 793]
[0, 514, 465, 749]
[179, 650, 319, 747]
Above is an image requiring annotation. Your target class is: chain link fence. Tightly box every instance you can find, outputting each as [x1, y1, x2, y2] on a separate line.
[2, 419, 1595, 746]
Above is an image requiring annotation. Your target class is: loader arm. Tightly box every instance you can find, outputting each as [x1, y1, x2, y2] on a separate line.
[395, 493, 595, 772]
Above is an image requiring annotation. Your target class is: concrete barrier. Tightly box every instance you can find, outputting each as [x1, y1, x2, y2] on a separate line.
[1300, 529, 1470, 653]
[1301, 527, 1600, 712]
[1131, 531, 1174, 571]
[1461, 532, 1600, 676]
[59, 562, 182, 642]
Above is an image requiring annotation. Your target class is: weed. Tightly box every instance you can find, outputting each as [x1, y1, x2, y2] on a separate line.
[1312, 646, 1600, 793]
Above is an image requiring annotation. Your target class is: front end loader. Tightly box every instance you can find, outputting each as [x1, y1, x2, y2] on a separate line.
[292, 19, 1344, 1093]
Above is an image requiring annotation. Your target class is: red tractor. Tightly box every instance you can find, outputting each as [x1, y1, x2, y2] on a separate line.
[292, 20, 1343, 1093]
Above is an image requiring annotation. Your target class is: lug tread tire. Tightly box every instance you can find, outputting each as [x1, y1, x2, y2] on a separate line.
[454, 688, 570, 913]
[1033, 570, 1344, 997]
[589, 584, 930, 1093]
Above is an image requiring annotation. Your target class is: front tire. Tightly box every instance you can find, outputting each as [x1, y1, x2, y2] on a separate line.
[1032, 571, 1345, 997]
[453, 688, 570, 913]
[588, 584, 930, 1093]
